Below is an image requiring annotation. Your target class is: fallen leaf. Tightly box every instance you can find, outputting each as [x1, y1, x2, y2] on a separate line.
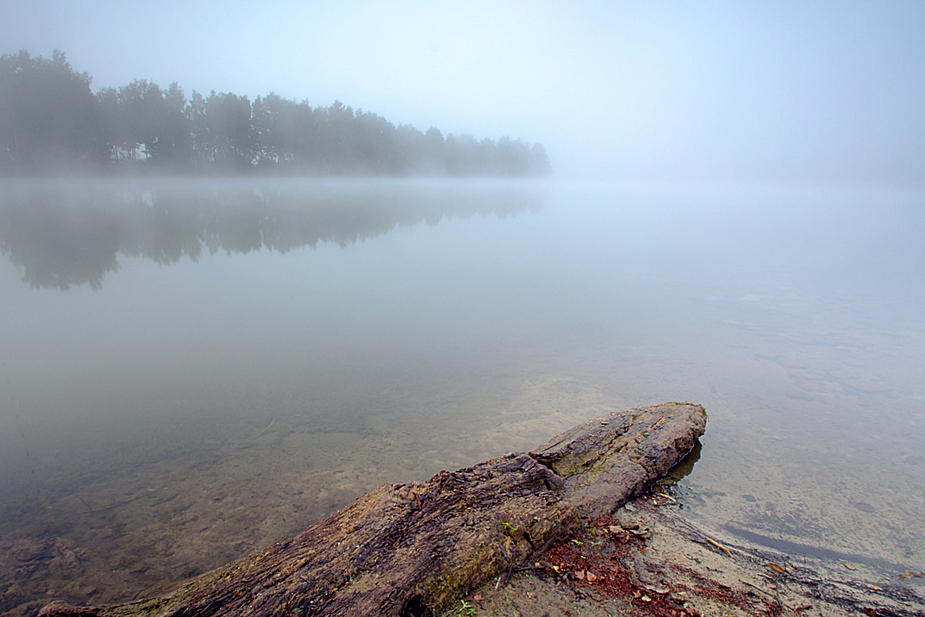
[586, 571, 599, 582]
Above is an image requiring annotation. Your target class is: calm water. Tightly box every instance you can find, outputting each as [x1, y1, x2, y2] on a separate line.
[1, 178, 923, 613]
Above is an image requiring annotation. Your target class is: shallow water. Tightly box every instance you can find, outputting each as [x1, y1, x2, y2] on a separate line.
[1, 178, 923, 613]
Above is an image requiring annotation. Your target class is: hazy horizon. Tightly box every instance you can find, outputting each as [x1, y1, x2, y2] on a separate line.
[3, 5, 925, 612]
[2, 1, 924, 186]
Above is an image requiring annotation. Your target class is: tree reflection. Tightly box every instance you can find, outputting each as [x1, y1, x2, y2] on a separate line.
[0, 181, 545, 290]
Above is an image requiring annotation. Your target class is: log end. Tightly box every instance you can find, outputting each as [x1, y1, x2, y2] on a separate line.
[530, 402, 707, 516]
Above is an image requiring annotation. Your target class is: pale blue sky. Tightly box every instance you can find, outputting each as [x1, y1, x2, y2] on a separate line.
[2, 0, 923, 184]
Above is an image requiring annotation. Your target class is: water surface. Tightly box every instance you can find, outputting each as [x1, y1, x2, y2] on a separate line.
[1, 179, 923, 613]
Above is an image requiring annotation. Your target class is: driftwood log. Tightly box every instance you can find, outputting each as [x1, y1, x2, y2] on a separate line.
[40, 402, 706, 617]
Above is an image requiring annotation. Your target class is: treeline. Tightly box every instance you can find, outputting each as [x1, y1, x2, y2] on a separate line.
[0, 50, 551, 177]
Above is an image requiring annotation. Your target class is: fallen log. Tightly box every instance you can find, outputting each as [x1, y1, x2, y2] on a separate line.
[40, 402, 706, 617]
[531, 401, 708, 516]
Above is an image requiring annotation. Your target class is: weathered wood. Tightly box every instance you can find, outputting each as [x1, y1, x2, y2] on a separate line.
[40, 402, 706, 617]
[531, 401, 707, 516]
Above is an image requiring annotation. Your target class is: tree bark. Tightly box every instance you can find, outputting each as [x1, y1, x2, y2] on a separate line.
[40, 402, 706, 617]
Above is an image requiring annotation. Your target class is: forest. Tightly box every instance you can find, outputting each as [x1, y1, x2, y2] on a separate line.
[0, 50, 551, 177]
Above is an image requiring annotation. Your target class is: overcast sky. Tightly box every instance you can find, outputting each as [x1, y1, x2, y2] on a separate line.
[2, 0, 923, 184]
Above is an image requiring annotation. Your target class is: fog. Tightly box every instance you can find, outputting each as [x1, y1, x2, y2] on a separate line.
[1, 179, 923, 613]
[2, 4, 925, 614]
[3, 1, 924, 184]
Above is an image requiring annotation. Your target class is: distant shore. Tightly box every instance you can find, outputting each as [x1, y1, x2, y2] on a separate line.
[1, 50, 552, 179]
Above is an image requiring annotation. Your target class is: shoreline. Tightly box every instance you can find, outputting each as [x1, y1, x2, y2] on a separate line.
[461, 489, 925, 617]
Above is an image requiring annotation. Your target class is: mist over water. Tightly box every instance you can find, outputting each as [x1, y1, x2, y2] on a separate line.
[1, 179, 924, 611]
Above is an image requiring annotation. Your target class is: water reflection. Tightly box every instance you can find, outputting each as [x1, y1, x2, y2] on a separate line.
[0, 180, 545, 290]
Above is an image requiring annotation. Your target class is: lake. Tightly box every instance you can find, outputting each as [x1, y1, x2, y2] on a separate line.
[1, 178, 923, 613]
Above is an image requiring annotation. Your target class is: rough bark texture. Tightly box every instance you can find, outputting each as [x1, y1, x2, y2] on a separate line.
[39, 402, 706, 617]
[531, 401, 707, 517]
